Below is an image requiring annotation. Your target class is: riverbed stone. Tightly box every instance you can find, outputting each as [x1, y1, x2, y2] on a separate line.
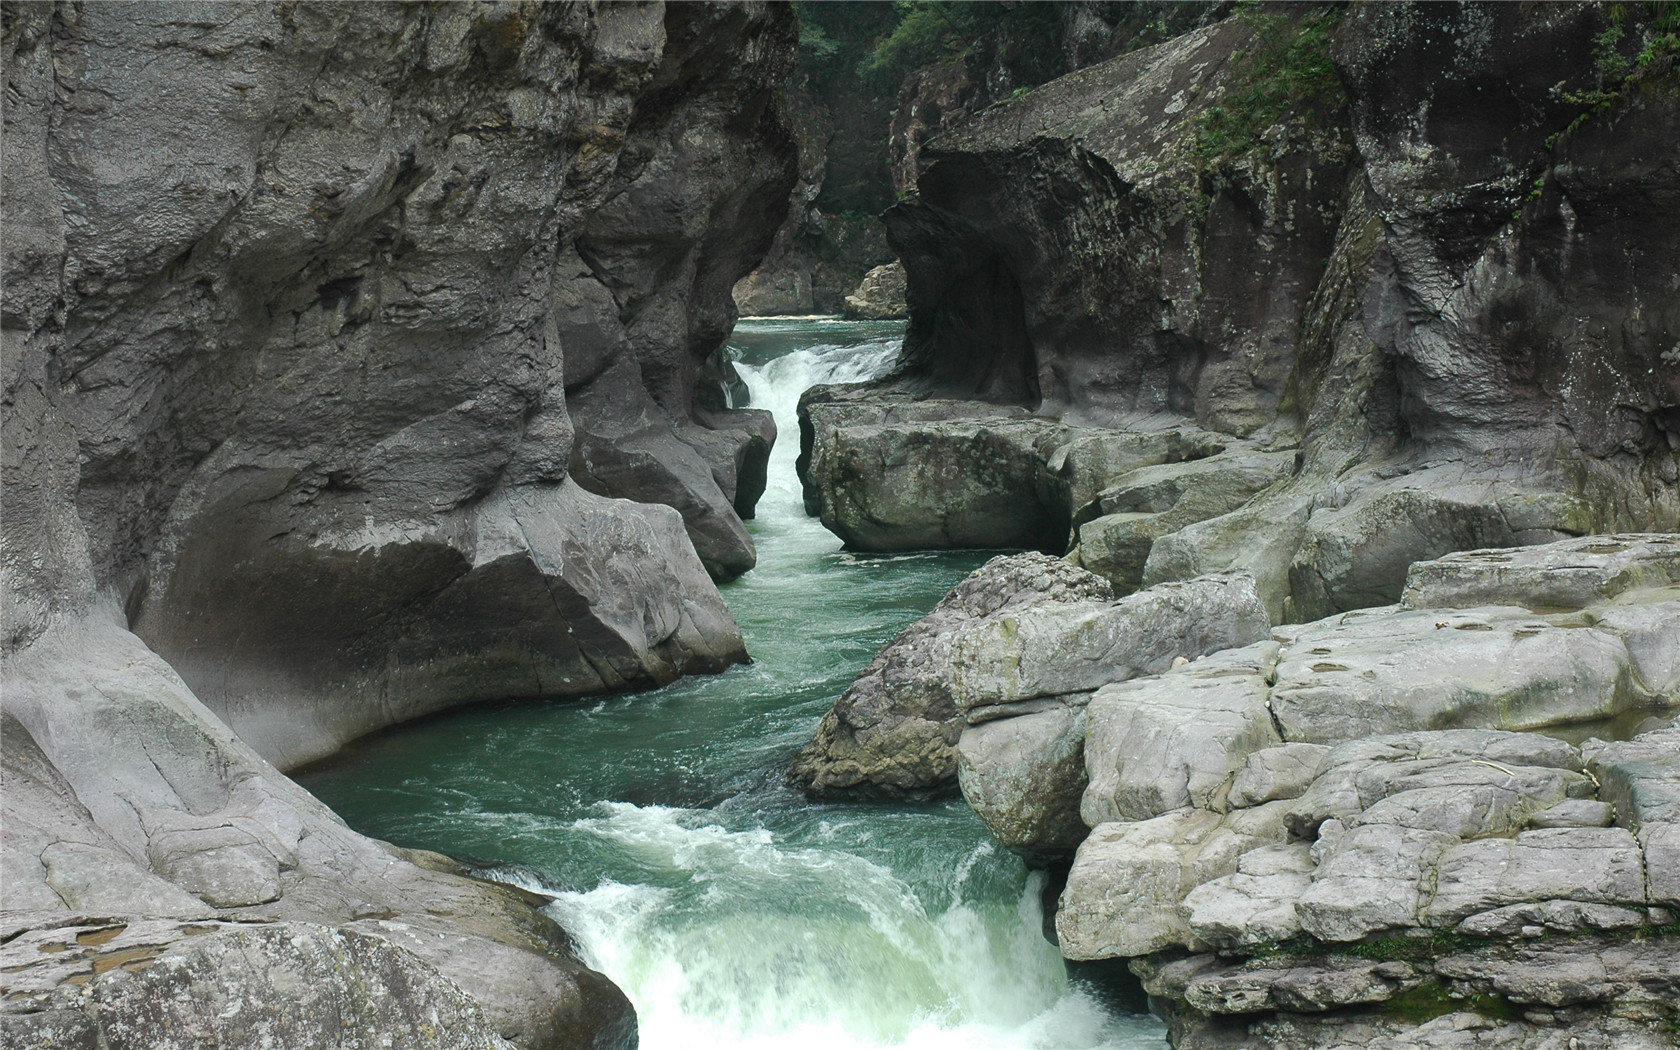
[1056, 802, 1291, 959]
[947, 571, 1269, 716]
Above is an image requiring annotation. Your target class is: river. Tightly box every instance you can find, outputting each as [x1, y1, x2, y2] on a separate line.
[298, 318, 1167, 1050]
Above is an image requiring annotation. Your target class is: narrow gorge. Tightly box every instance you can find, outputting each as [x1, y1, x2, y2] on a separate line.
[3, 4, 1677, 1050]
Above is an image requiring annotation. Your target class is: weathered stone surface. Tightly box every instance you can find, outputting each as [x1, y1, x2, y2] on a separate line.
[790, 553, 1112, 799]
[947, 571, 1269, 715]
[1056, 802, 1291, 960]
[1181, 843, 1316, 949]
[1525, 799, 1615, 829]
[1269, 604, 1654, 744]
[1071, 449, 1297, 593]
[0, 920, 519, 1050]
[1295, 823, 1459, 942]
[1285, 730, 1590, 838]
[1229, 744, 1334, 809]
[1455, 900, 1645, 938]
[1424, 828, 1647, 927]
[1082, 642, 1283, 826]
[955, 705, 1089, 862]
[799, 397, 1224, 552]
[1, 622, 635, 1049]
[1402, 534, 1680, 613]
[1, 3, 803, 1044]
[842, 260, 908, 320]
[1584, 724, 1680, 906]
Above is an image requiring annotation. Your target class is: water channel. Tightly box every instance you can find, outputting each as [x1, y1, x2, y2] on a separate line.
[299, 319, 1168, 1050]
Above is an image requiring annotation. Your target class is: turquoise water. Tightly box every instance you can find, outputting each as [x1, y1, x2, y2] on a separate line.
[299, 319, 1165, 1050]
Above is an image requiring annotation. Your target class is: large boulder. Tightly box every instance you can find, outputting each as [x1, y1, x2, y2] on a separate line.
[789, 552, 1112, 799]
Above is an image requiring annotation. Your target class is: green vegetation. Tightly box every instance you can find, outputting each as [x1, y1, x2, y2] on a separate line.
[1382, 983, 1516, 1026]
[1192, 3, 1348, 165]
[1548, 1, 1680, 147]
[854, 1, 1065, 93]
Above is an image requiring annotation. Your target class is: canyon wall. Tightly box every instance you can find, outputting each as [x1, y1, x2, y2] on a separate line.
[800, 2, 1678, 620]
[2, 2, 797, 1046]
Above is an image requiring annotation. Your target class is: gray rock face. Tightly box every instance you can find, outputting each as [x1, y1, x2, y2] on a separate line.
[3, 2, 801, 1045]
[792, 4, 1678, 630]
[790, 553, 1112, 799]
[1071, 449, 1297, 594]
[799, 382, 1228, 552]
[1401, 534, 1680, 613]
[1056, 803, 1293, 960]
[955, 705, 1090, 863]
[947, 571, 1270, 716]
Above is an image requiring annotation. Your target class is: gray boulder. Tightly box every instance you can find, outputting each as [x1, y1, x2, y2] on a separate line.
[947, 571, 1270, 717]
[0, 920, 520, 1050]
[842, 261, 908, 320]
[790, 553, 1112, 799]
[1082, 642, 1283, 826]
[1071, 449, 1296, 593]
[955, 705, 1089, 862]
[1056, 802, 1292, 960]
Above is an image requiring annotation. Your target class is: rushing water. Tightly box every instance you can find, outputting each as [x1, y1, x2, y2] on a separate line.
[299, 319, 1166, 1050]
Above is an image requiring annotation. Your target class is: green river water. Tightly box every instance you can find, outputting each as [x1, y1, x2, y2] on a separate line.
[299, 319, 1168, 1050]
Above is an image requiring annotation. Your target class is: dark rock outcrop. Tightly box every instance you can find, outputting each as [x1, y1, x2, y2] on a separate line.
[3, 2, 798, 1045]
[799, 4, 1680, 625]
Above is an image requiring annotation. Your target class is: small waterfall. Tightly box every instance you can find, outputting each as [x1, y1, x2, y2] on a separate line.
[735, 335, 902, 518]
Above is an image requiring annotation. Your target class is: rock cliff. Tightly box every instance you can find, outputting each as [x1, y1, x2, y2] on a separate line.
[2, 2, 797, 1046]
[798, 3, 1679, 624]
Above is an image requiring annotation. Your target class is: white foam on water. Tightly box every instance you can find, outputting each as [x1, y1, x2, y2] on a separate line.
[523, 803, 1161, 1050]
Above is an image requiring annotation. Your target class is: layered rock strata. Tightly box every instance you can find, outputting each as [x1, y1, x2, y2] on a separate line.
[801, 531, 1679, 1046]
[791, 552, 1271, 812]
[797, 4, 1680, 624]
[3, 2, 798, 1045]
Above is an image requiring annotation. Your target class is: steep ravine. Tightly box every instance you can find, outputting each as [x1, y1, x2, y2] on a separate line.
[302, 321, 1169, 1050]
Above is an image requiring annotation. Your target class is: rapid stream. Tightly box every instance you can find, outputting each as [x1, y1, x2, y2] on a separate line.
[300, 319, 1167, 1050]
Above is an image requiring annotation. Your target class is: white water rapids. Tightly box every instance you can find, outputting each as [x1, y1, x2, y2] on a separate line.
[302, 319, 1166, 1050]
